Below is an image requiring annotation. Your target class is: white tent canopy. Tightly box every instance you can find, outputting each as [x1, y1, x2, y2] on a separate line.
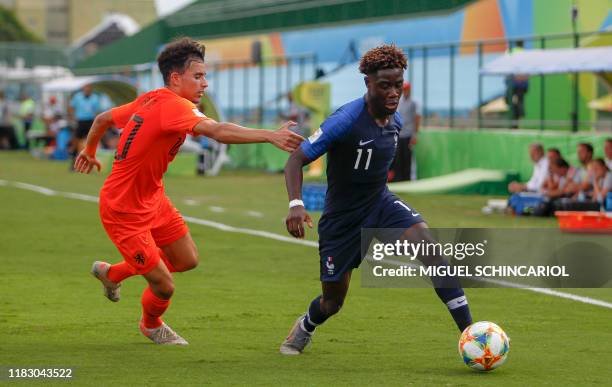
[480, 47, 612, 75]
[42, 75, 138, 105]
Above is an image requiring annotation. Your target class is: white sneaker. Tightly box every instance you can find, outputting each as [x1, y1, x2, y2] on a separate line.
[91, 261, 121, 302]
[279, 315, 312, 355]
[139, 320, 189, 345]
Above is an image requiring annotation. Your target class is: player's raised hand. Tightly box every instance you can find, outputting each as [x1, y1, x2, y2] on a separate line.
[74, 150, 101, 174]
[286, 205, 313, 239]
[270, 121, 304, 152]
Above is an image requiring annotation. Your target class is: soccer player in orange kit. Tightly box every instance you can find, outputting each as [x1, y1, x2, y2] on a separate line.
[74, 37, 303, 345]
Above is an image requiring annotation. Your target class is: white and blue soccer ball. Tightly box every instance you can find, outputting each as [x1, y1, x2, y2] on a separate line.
[458, 321, 509, 371]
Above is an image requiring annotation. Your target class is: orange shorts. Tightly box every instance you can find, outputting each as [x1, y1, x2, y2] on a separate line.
[99, 195, 189, 274]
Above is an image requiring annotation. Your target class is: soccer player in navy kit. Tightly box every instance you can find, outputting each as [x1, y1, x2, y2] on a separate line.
[280, 45, 473, 355]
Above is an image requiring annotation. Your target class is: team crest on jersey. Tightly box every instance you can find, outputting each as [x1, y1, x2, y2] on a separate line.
[325, 256, 335, 275]
[309, 127, 323, 143]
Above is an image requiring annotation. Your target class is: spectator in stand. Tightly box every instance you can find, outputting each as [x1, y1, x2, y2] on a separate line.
[508, 143, 548, 193]
[587, 159, 611, 205]
[604, 138, 612, 170]
[0, 90, 18, 150]
[543, 158, 577, 200]
[18, 92, 35, 150]
[575, 142, 594, 193]
[280, 92, 309, 137]
[69, 84, 101, 167]
[42, 96, 65, 147]
[547, 147, 561, 164]
[506, 40, 529, 128]
[392, 81, 420, 181]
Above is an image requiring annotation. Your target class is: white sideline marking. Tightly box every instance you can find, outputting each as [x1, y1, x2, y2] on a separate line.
[246, 210, 264, 218]
[183, 199, 199, 206]
[208, 206, 225, 213]
[1, 178, 610, 309]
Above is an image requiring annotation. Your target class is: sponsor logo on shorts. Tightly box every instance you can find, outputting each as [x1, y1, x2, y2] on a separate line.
[326, 256, 335, 275]
[134, 252, 145, 266]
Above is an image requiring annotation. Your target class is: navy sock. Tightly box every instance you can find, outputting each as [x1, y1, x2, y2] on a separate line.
[435, 287, 473, 332]
[302, 295, 329, 333]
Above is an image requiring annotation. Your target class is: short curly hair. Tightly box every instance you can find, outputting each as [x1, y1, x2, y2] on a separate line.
[359, 44, 407, 75]
[157, 37, 205, 84]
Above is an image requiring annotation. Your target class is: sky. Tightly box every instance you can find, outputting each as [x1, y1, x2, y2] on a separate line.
[155, 0, 195, 17]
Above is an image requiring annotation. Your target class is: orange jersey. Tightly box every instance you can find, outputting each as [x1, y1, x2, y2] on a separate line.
[101, 88, 208, 213]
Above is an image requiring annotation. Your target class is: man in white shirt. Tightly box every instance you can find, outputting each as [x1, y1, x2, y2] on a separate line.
[508, 143, 548, 193]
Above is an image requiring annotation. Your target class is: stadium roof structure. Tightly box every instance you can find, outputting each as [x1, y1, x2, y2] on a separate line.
[43, 75, 138, 105]
[74, 0, 474, 71]
[480, 47, 612, 76]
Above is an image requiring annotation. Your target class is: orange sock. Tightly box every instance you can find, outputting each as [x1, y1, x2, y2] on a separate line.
[107, 261, 137, 283]
[159, 249, 178, 273]
[141, 286, 170, 329]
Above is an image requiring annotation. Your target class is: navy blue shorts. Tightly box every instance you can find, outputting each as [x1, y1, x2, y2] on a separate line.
[318, 192, 425, 282]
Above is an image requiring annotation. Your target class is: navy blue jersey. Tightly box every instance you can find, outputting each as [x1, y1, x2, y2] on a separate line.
[301, 97, 401, 232]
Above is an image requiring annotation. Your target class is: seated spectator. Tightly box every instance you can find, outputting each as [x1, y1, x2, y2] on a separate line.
[547, 147, 561, 164]
[508, 143, 548, 193]
[0, 90, 18, 149]
[605, 138, 612, 170]
[590, 158, 611, 205]
[542, 158, 577, 200]
[40, 96, 65, 148]
[574, 142, 594, 192]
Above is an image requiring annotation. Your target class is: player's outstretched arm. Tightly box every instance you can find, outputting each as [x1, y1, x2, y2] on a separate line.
[193, 120, 303, 152]
[285, 148, 313, 238]
[74, 110, 113, 174]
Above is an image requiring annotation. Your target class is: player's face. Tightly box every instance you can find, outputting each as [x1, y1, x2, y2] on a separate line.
[366, 68, 404, 116]
[176, 60, 208, 103]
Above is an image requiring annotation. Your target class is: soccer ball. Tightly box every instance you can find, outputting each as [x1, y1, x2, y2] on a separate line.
[458, 321, 509, 371]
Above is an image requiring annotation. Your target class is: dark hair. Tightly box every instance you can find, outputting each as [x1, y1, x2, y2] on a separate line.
[157, 37, 205, 85]
[578, 142, 593, 154]
[592, 158, 609, 171]
[547, 147, 561, 157]
[553, 158, 569, 169]
[606, 138, 612, 144]
[359, 44, 407, 75]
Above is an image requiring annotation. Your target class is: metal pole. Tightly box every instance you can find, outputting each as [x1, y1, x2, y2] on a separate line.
[540, 37, 545, 131]
[287, 57, 292, 95]
[228, 63, 234, 122]
[572, 37, 579, 132]
[244, 62, 249, 124]
[258, 59, 265, 168]
[276, 58, 282, 119]
[571, 3, 579, 132]
[422, 47, 428, 128]
[450, 44, 455, 128]
[408, 47, 413, 85]
[259, 59, 265, 127]
[299, 56, 305, 84]
[477, 42, 483, 129]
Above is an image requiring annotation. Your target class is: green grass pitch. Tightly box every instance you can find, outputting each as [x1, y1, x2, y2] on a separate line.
[1, 152, 611, 386]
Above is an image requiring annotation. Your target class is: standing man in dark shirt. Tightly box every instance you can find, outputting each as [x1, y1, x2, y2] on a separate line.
[280, 45, 473, 355]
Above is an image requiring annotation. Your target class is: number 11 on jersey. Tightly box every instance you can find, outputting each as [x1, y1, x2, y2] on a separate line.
[354, 148, 372, 170]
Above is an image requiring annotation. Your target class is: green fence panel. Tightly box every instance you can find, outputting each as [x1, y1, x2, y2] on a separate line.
[415, 128, 611, 182]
